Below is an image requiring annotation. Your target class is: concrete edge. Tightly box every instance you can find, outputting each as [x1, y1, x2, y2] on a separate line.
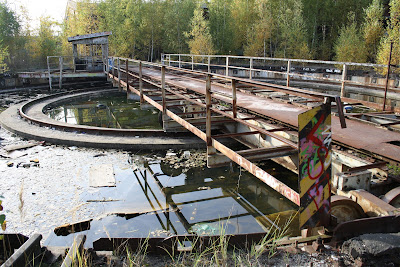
[0, 104, 205, 151]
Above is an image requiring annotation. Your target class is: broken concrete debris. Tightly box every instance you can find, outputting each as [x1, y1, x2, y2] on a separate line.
[163, 149, 206, 171]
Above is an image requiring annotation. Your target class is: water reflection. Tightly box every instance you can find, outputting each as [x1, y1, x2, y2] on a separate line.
[46, 93, 162, 129]
[45, 154, 299, 248]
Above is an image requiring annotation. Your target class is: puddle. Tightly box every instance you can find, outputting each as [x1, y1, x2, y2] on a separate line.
[45, 93, 162, 129]
[44, 152, 299, 248]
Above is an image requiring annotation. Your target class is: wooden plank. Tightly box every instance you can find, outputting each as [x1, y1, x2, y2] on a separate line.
[3, 141, 42, 152]
[89, 164, 115, 187]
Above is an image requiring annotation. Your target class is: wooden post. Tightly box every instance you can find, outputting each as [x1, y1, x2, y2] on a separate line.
[125, 59, 129, 91]
[161, 66, 166, 121]
[286, 60, 291, 87]
[112, 57, 115, 77]
[206, 74, 212, 146]
[73, 57, 76, 73]
[192, 55, 194, 70]
[226, 56, 229, 76]
[232, 79, 237, 118]
[208, 56, 211, 73]
[59, 57, 63, 89]
[340, 64, 347, 97]
[139, 61, 143, 104]
[47, 56, 52, 91]
[117, 58, 121, 90]
[383, 42, 393, 111]
[249, 58, 253, 80]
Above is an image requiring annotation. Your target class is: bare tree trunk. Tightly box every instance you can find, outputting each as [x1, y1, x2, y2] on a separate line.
[263, 39, 266, 58]
[151, 27, 154, 62]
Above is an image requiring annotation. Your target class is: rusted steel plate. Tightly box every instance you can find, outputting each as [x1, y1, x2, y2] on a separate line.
[298, 103, 332, 229]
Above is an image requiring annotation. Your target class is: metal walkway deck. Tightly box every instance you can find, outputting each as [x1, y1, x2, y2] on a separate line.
[129, 65, 400, 164]
[107, 58, 400, 228]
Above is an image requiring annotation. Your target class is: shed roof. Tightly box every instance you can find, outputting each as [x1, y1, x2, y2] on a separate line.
[68, 32, 112, 44]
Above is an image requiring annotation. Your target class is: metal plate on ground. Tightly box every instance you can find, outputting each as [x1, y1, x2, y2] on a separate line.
[89, 164, 116, 187]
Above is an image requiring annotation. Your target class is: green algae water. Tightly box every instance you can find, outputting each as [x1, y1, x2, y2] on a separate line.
[45, 93, 162, 129]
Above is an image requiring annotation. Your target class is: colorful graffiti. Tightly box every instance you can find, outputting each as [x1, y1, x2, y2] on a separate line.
[298, 103, 331, 229]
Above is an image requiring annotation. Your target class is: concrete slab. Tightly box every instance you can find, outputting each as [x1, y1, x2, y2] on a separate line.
[89, 164, 115, 187]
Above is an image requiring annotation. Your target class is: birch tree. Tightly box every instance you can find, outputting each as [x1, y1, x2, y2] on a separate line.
[186, 5, 215, 55]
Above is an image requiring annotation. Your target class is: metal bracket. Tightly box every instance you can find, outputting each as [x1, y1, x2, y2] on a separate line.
[335, 96, 347, 129]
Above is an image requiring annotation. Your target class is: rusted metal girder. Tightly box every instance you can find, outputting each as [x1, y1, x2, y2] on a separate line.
[116, 70, 301, 205]
[119, 66, 298, 149]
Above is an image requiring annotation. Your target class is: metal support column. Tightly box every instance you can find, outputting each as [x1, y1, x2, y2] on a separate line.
[178, 55, 181, 68]
[206, 74, 216, 157]
[208, 56, 211, 73]
[191, 55, 194, 71]
[161, 66, 166, 121]
[286, 60, 291, 87]
[249, 58, 253, 80]
[383, 42, 393, 111]
[117, 58, 121, 90]
[139, 61, 144, 104]
[340, 64, 347, 97]
[47, 56, 52, 91]
[125, 59, 129, 90]
[232, 79, 237, 118]
[226, 56, 229, 76]
[59, 57, 63, 89]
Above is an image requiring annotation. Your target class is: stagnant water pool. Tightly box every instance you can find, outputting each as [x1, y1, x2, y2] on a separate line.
[44, 151, 299, 248]
[38, 93, 300, 247]
[45, 93, 162, 129]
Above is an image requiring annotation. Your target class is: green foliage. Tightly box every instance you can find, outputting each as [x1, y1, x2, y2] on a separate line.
[30, 16, 60, 67]
[0, 0, 389, 71]
[244, 0, 311, 59]
[208, 0, 234, 54]
[185, 5, 215, 55]
[303, 0, 372, 60]
[0, 1, 20, 70]
[0, 44, 8, 73]
[244, 0, 276, 57]
[275, 0, 311, 59]
[376, 0, 400, 69]
[334, 12, 368, 63]
[363, 0, 384, 62]
[230, 0, 257, 54]
[388, 164, 400, 176]
[162, 0, 196, 54]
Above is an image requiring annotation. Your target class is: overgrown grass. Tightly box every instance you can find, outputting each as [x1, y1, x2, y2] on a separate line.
[64, 214, 296, 267]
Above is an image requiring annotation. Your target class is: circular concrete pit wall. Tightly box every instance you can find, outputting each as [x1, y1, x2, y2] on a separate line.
[0, 88, 204, 150]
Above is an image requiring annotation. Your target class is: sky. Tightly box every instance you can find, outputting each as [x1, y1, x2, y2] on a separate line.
[10, 0, 69, 28]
